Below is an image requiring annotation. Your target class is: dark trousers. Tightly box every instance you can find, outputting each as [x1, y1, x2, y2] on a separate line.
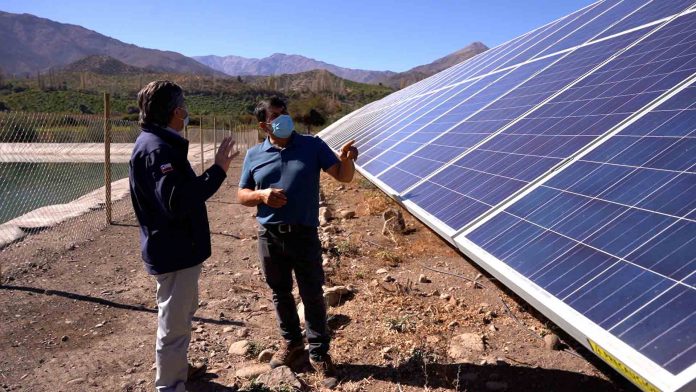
[257, 225, 330, 360]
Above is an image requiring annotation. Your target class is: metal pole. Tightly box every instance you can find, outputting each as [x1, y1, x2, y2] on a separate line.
[213, 116, 217, 151]
[199, 116, 204, 173]
[104, 92, 112, 224]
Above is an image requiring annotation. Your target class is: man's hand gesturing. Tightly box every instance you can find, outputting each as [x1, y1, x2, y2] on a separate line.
[215, 136, 238, 172]
[340, 140, 358, 162]
[259, 188, 287, 208]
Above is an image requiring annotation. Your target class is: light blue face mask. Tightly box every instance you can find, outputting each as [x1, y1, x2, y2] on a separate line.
[270, 114, 294, 138]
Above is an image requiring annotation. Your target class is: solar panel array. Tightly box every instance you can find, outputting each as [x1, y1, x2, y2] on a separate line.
[319, 1, 696, 391]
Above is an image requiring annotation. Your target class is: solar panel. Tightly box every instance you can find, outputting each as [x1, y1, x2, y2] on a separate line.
[319, 2, 696, 391]
[376, 27, 647, 193]
[465, 80, 696, 377]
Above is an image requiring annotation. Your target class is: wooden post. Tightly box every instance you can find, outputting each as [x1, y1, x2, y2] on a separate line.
[213, 116, 217, 151]
[104, 92, 112, 224]
[199, 116, 204, 173]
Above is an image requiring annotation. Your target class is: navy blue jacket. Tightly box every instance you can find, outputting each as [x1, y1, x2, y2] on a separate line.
[129, 124, 226, 275]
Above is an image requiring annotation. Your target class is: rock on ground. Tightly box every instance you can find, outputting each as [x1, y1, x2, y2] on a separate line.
[258, 349, 275, 363]
[324, 285, 353, 307]
[544, 333, 561, 350]
[319, 207, 333, 226]
[448, 333, 485, 359]
[235, 363, 271, 379]
[339, 210, 356, 219]
[255, 365, 303, 390]
[228, 340, 250, 356]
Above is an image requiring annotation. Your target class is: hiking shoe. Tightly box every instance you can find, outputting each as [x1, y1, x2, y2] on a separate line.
[310, 354, 338, 380]
[187, 362, 207, 380]
[269, 340, 305, 368]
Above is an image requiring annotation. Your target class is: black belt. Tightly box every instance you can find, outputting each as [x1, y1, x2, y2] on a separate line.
[262, 223, 315, 234]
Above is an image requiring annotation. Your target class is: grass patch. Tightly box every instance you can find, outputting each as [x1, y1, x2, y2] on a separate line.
[335, 239, 360, 257]
[246, 340, 266, 358]
[376, 250, 402, 266]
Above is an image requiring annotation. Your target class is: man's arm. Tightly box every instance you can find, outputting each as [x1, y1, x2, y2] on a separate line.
[237, 147, 288, 208]
[237, 188, 287, 208]
[153, 137, 236, 216]
[325, 140, 358, 183]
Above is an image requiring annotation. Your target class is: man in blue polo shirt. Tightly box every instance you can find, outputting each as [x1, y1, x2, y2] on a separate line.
[237, 96, 357, 385]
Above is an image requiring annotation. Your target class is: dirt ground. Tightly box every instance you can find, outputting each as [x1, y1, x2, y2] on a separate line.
[0, 156, 639, 392]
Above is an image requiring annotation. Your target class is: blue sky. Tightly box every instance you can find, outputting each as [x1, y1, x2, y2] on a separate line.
[0, 0, 594, 72]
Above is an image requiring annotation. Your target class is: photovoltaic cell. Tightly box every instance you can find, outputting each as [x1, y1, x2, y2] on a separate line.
[535, 0, 649, 57]
[363, 55, 559, 178]
[491, 0, 622, 69]
[596, 0, 695, 40]
[427, 17, 567, 90]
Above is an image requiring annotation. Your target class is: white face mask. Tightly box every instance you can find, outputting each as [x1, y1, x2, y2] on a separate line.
[177, 107, 189, 128]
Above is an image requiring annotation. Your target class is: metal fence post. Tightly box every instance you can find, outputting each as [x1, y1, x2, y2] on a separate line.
[104, 93, 112, 224]
[199, 116, 204, 173]
[213, 116, 217, 151]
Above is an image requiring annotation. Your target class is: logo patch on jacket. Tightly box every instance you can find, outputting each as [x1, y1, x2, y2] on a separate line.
[160, 163, 174, 174]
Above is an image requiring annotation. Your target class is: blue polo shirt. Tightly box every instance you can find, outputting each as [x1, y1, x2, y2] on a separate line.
[239, 132, 339, 226]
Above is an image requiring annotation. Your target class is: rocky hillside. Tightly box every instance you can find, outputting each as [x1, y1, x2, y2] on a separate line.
[194, 53, 396, 84]
[383, 42, 488, 88]
[0, 11, 222, 76]
[59, 55, 152, 75]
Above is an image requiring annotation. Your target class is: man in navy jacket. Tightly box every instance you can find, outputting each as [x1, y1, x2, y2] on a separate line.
[129, 80, 236, 392]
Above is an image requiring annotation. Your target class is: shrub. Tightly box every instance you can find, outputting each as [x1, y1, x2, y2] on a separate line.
[78, 104, 93, 114]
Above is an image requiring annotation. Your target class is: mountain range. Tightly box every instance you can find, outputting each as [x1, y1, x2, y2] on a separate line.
[381, 42, 488, 88]
[194, 42, 488, 86]
[194, 53, 396, 84]
[0, 11, 221, 76]
[0, 10, 488, 86]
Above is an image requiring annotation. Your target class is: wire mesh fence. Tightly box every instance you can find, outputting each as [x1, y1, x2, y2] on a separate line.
[0, 110, 258, 253]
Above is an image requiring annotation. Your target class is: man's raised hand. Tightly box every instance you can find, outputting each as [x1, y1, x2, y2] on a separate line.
[340, 140, 358, 161]
[215, 136, 238, 172]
